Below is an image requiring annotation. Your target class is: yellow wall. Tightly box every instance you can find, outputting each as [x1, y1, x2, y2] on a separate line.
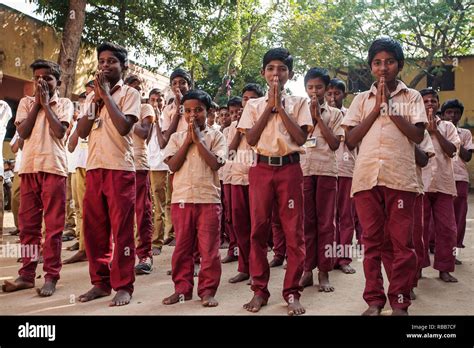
[0, 4, 168, 99]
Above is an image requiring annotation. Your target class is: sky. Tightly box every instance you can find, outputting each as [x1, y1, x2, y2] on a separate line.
[2, 0, 308, 96]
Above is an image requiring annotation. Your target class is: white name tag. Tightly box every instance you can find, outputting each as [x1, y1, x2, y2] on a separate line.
[304, 137, 317, 148]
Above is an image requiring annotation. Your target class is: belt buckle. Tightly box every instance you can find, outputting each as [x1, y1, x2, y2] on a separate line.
[268, 156, 283, 166]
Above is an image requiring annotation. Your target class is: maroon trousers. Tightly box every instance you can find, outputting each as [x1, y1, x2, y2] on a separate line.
[223, 183, 238, 257]
[83, 169, 136, 295]
[135, 170, 154, 259]
[422, 192, 457, 272]
[335, 177, 355, 266]
[248, 162, 305, 302]
[271, 203, 286, 261]
[18, 173, 66, 283]
[303, 175, 337, 273]
[454, 181, 469, 248]
[412, 195, 424, 288]
[170, 203, 222, 298]
[354, 186, 416, 310]
[231, 184, 251, 274]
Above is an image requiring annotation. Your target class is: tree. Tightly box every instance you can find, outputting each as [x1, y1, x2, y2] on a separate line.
[57, 0, 86, 98]
[278, 0, 474, 90]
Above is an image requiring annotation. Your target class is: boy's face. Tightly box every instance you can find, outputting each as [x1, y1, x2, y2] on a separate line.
[220, 108, 231, 127]
[443, 107, 462, 124]
[370, 51, 401, 83]
[207, 108, 216, 124]
[305, 78, 327, 103]
[33, 68, 58, 96]
[325, 87, 345, 108]
[242, 90, 260, 107]
[128, 80, 141, 92]
[229, 105, 242, 122]
[149, 93, 164, 109]
[261, 59, 294, 89]
[98, 50, 123, 82]
[183, 99, 206, 128]
[171, 77, 190, 95]
[422, 94, 439, 115]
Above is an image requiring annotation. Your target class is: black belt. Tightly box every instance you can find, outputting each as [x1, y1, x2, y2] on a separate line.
[257, 152, 300, 166]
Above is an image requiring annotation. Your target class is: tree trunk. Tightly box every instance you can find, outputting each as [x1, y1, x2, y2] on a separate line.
[57, 0, 87, 98]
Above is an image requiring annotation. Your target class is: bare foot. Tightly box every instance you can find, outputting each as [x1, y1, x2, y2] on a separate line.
[36, 280, 57, 297]
[229, 272, 250, 284]
[221, 254, 238, 263]
[288, 298, 305, 316]
[152, 247, 162, 256]
[269, 258, 283, 268]
[439, 271, 458, 283]
[2, 277, 34, 292]
[109, 290, 131, 306]
[162, 292, 192, 305]
[318, 271, 334, 292]
[202, 295, 218, 307]
[392, 308, 409, 316]
[410, 289, 416, 300]
[63, 250, 87, 264]
[299, 271, 313, 288]
[246, 277, 253, 286]
[362, 305, 381, 316]
[340, 264, 356, 274]
[243, 295, 267, 313]
[78, 286, 111, 302]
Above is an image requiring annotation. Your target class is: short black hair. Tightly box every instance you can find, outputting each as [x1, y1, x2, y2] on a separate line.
[419, 88, 439, 101]
[368, 37, 404, 67]
[262, 48, 293, 72]
[328, 78, 346, 93]
[170, 68, 192, 88]
[219, 105, 228, 110]
[79, 92, 87, 99]
[441, 99, 464, 115]
[210, 101, 219, 110]
[304, 67, 330, 87]
[30, 59, 61, 80]
[227, 96, 243, 108]
[97, 42, 128, 67]
[181, 89, 212, 110]
[242, 83, 264, 98]
[124, 74, 141, 85]
[148, 88, 163, 99]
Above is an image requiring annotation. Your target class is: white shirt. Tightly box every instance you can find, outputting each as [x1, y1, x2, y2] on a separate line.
[10, 132, 22, 173]
[0, 101, 13, 178]
[67, 121, 88, 170]
[148, 115, 169, 171]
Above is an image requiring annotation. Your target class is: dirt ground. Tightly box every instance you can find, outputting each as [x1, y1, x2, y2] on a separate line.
[0, 195, 472, 316]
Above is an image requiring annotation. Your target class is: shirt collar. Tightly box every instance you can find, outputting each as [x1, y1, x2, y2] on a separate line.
[264, 88, 288, 102]
[369, 79, 409, 98]
[27, 91, 59, 106]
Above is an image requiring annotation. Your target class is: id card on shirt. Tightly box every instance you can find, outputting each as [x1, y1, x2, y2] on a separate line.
[92, 118, 101, 131]
[304, 137, 317, 148]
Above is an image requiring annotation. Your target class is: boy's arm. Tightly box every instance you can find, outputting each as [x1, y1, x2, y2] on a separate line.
[415, 145, 429, 168]
[311, 101, 341, 151]
[68, 129, 79, 153]
[229, 130, 243, 153]
[459, 144, 473, 162]
[245, 105, 273, 146]
[16, 98, 41, 140]
[278, 107, 308, 146]
[134, 114, 154, 140]
[344, 108, 379, 148]
[389, 115, 425, 144]
[192, 123, 224, 171]
[164, 130, 192, 173]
